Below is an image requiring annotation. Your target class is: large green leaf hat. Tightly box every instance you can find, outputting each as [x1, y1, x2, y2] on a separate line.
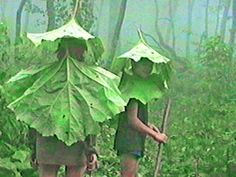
[112, 37, 172, 104]
[5, 19, 126, 146]
[27, 18, 103, 63]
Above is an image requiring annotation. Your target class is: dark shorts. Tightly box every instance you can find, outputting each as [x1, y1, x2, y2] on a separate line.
[118, 150, 143, 159]
[130, 150, 142, 159]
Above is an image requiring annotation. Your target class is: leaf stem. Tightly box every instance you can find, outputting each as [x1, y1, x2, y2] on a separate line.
[72, 0, 82, 19]
[137, 28, 148, 45]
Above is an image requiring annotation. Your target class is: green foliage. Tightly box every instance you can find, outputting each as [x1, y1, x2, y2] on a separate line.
[85, 37, 104, 64]
[119, 73, 165, 104]
[1, 18, 236, 177]
[0, 23, 52, 176]
[25, 1, 44, 15]
[3, 19, 126, 146]
[27, 19, 104, 64]
[5, 57, 125, 146]
[158, 36, 236, 176]
[112, 40, 172, 105]
[0, 147, 33, 177]
[83, 36, 236, 177]
[111, 41, 171, 75]
[96, 124, 120, 177]
[200, 36, 233, 66]
[75, 0, 95, 32]
[53, 0, 72, 27]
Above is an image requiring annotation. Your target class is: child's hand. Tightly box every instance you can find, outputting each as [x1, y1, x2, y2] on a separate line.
[152, 132, 168, 144]
[30, 158, 38, 170]
[87, 153, 99, 172]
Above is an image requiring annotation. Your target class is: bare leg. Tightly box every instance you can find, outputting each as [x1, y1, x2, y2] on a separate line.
[65, 165, 87, 177]
[120, 154, 139, 177]
[38, 164, 60, 177]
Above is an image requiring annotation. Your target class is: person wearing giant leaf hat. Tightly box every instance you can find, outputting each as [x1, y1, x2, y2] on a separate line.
[112, 31, 172, 177]
[4, 13, 126, 177]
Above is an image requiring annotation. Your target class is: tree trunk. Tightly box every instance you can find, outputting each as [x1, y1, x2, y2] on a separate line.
[220, 0, 231, 41]
[205, 0, 210, 38]
[229, 0, 236, 44]
[186, 0, 195, 58]
[22, 9, 29, 33]
[16, 0, 27, 42]
[154, 0, 188, 71]
[46, 0, 56, 31]
[165, 0, 178, 50]
[107, 0, 127, 63]
[215, 0, 221, 35]
[154, 0, 177, 58]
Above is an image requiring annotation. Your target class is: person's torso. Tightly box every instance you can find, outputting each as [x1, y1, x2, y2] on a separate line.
[114, 99, 148, 154]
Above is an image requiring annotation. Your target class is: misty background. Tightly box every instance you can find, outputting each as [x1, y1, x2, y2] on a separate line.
[1, 0, 235, 60]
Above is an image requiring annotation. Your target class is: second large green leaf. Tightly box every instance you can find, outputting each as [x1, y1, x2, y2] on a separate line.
[119, 73, 166, 104]
[111, 41, 172, 87]
[6, 58, 126, 146]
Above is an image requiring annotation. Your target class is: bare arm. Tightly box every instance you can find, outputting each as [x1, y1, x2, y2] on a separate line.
[127, 99, 167, 143]
[85, 135, 99, 172]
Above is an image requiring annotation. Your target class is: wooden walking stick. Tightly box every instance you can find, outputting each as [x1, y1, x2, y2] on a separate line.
[154, 98, 172, 177]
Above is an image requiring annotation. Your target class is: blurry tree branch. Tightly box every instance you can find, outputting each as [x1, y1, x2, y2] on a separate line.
[215, 0, 221, 35]
[154, 0, 177, 58]
[107, 0, 127, 64]
[165, 0, 178, 50]
[153, 0, 189, 71]
[220, 0, 231, 41]
[0, 0, 6, 22]
[205, 0, 209, 38]
[229, 0, 236, 44]
[186, 0, 195, 58]
[16, 0, 27, 42]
